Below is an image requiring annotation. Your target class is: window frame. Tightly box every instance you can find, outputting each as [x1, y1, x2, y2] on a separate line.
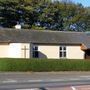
[59, 46, 67, 59]
[32, 45, 39, 58]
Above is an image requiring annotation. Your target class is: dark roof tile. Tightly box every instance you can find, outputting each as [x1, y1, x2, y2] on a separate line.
[0, 29, 89, 49]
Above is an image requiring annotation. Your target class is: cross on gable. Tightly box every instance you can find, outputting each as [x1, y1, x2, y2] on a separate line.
[21, 46, 29, 58]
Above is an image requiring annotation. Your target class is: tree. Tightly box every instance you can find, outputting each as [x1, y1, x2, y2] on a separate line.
[85, 7, 90, 31]
[0, 0, 89, 31]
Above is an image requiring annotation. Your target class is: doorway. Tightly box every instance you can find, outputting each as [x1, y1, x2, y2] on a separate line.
[85, 50, 90, 59]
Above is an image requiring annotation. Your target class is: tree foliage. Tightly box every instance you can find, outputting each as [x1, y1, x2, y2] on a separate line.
[0, 0, 89, 31]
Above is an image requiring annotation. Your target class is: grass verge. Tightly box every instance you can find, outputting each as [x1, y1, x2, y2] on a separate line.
[0, 58, 90, 71]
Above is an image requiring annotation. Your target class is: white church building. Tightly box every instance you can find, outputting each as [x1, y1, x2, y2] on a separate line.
[0, 29, 90, 59]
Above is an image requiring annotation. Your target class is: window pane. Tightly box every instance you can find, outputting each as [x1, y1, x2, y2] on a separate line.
[32, 46, 39, 58]
[33, 46, 38, 50]
[60, 47, 62, 50]
[63, 47, 66, 50]
[64, 52, 66, 57]
[60, 52, 62, 57]
[32, 52, 35, 57]
[33, 51, 39, 58]
[35, 46, 38, 50]
[35, 51, 39, 58]
[59, 46, 66, 58]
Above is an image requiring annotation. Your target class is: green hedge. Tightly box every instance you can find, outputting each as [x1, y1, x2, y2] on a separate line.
[0, 58, 90, 71]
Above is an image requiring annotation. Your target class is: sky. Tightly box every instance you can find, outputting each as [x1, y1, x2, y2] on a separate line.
[53, 0, 90, 7]
[72, 0, 90, 7]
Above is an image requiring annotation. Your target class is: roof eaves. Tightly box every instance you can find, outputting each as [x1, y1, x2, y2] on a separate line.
[81, 44, 88, 50]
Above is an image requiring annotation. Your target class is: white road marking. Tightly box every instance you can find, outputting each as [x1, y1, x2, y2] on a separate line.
[50, 79, 64, 82]
[28, 80, 43, 82]
[69, 78, 81, 81]
[28, 78, 76, 82]
[71, 86, 77, 90]
[16, 89, 31, 90]
[50, 78, 82, 82]
[80, 76, 90, 78]
[79, 76, 90, 80]
[28, 78, 83, 83]
[2, 79, 17, 83]
[16, 89, 39, 90]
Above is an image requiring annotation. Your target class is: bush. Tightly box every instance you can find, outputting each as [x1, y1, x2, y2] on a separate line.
[0, 58, 90, 71]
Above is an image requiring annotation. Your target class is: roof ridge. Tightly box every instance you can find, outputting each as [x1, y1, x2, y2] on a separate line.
[31, 30, 85, 34]
[0, 28, 85, 34]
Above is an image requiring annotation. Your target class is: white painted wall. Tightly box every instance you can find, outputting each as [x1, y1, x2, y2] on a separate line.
[21, 43, 30, 58]
[8, 43, 21, 58]
[36, 45, 85, 59]
[9, 43, 30, 58]
[0, 44, 9, 58]
[0, 43, 85, 59]
[38, 45, 59, 59]
[0, 43, 30, 58]
[67, 46, 85, 59]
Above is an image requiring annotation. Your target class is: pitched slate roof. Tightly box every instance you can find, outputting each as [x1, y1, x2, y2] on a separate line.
[0, 28, 90, 49]
[84, 36, 90, 49]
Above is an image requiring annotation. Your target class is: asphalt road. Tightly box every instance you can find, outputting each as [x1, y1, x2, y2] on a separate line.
[0, 72, 90, 90]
